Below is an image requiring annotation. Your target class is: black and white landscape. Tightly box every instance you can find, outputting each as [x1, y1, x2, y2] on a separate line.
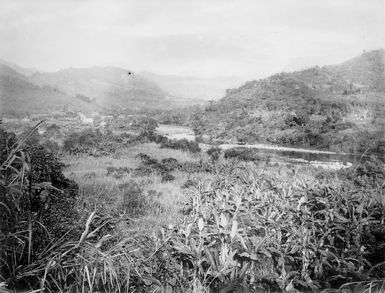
[1, 1, 384, 292]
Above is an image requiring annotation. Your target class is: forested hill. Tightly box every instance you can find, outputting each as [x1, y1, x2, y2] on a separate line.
[324, 49, 385, 91]
[193, 49, 385, 155]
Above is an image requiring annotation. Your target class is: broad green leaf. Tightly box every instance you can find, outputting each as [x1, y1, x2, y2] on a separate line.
[197, 217, 205, 231]
[230, 220, 238, 239]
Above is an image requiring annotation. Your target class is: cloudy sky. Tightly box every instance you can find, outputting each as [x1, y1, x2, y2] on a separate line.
[0, 0, 383, 78]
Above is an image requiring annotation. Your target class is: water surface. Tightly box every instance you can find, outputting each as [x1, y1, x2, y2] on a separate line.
[157, 124, 367, 170]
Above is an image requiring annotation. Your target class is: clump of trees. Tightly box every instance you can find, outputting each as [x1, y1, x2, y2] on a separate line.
[134, 153, 180, 182]
[134, 117, 158, 137]
[63, 128, 138, 156]
[134, 153, 216, 181]
[160, 138, 201, 153]
[189, 112, 205, 136]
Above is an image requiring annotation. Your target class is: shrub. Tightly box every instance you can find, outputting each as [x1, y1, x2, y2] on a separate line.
[160, 138, 201, 153]
[160, 157, 180, 171]
[181, 179, 197, 189]
[134, 154, 178, 181]
[28, 145, 79, 239]
[179, 160, 214, 173]
[147, 134, 168, 144]
[161, 173, 175, 182]
[224, 148, 263, 162]
[0, 126, 79, 288]
[284, 111, 310, 127]
[134, 164, 156, 177]
[106, 166, 132, 179]
[207, 146, 222, 161]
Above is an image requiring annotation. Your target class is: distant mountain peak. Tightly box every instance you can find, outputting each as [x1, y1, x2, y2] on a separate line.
[0, 59, 38, 76]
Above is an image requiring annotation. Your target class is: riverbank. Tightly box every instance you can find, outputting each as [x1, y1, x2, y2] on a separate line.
[217, 142, 339, 154]
[157, 124, 357, 170]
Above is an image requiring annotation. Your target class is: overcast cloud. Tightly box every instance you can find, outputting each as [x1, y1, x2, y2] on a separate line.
[0, 0, 383, 78]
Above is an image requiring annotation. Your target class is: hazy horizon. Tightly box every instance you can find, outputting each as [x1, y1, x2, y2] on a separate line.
[1, 0, 384, 79]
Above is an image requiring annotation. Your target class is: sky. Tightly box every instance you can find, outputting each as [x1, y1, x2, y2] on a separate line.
[0, 0, 384, 79]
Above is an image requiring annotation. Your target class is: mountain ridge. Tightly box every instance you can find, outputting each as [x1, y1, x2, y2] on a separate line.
[0, 62, 204, 115]
[29, 66, 169, 109]
[1, 49, 383, 118]
[0, 63, 102, 116]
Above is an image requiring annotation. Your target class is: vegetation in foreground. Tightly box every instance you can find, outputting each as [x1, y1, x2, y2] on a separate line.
[1, 124, 385, 293]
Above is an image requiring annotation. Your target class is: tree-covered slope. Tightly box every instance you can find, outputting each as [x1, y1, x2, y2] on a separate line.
[194, 49, 385, 154]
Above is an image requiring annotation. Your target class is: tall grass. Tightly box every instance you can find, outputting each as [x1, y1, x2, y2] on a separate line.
[0, 121, 45, 288]
[0, 125, 186, 292]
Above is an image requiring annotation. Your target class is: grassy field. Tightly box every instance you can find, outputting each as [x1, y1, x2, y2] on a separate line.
[63, 142, 209, 230]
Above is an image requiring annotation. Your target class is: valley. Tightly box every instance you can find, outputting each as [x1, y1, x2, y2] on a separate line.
[1, 49, 385, 293]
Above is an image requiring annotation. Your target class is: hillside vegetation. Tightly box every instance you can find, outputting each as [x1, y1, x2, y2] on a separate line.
[192, 49, 385, 155]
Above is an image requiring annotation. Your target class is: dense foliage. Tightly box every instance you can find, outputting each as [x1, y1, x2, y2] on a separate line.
[169, 159, 385, 292]
[2, 122, 385, 292]
[207, 146, 222, 161]
[159, 138, 201, 153]
[134, 153, 213, 182]
[0, 127, 79, 288]
[224, 148, 266, 162]
[63, 128, 138, 156]
[190, 50, 385, 155]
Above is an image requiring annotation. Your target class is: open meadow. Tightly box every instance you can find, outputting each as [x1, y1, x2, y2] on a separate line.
[63, 142, 209, 230]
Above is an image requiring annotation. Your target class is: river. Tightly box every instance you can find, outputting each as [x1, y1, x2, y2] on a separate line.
[157, 124, 367, 170]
